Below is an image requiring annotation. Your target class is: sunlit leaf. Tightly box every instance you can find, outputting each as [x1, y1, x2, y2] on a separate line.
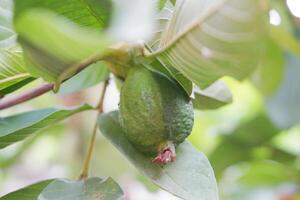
[15, 9, 111, 88]
[0, 104, 92, 149]
[59, 62, 110, 95]
[98, 111, 219, 200]
[38, 177, 124, 200]
[148, 0, 266, 89]
[193, 80, 232, 110]
[0, 180, 53, 200]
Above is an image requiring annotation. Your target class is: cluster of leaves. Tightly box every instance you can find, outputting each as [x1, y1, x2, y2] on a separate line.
[0, 0, 300, 199]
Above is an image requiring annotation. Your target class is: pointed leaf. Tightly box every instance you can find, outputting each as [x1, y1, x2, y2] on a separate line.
[149, 0, 266, 88]
[98, 111, 219, 200]
[15, 9, 111, 88]
[38, 177, 124, 200]
[193, 80, 232, 110]
[0, 180, 53, 200]
[0, 104, 92, 149]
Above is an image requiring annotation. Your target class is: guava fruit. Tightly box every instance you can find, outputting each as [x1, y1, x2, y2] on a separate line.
[119, 66, 194, 165]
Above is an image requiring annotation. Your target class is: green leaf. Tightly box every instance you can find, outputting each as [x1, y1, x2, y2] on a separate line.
[158, 0, 168, 10]
[0, 48, 31, 91]
[252, 39, 284, 96]
[0, 180, 53, 200]
[0, 1, 16, 48]
[0, 177, 123, 200]
[148, 0, 266, 89]
[15, 9, 111, 88]
[209, 138, 252, 178]
[0, 77, 35, 97]
[38, 177, 124, 200]
[148, 1, 174, 51]
[225, 113, 279, 147]
[239, 160, 299, 186]
[143, 58, 193, 95]
[0, 3, 33, 95]
[193, 80, 232, 110]
[14, 0, 112, 29]
[0, 104, 92, 149]
[59, 62, 110, 95]
[270, 26, 300, 57]
[98, 111, 219, 200]
[266, 53, 300, 128]
[209, 113, 279, 178]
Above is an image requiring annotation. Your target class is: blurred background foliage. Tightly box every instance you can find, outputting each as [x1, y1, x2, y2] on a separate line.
[0, 0, 300, 199]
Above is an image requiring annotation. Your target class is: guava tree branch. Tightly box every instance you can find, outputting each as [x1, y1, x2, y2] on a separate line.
[0, 83, 54, 110]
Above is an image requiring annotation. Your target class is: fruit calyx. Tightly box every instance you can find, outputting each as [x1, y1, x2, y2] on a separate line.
[152, 141, 176, 165]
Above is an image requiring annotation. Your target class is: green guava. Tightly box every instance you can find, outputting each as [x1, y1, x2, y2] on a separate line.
[119, 65, 194, 165]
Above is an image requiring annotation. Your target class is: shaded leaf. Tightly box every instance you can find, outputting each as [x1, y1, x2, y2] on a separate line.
[209, 113, 280, 178]
[0, 104, 92, 149]
[98, 111, 219, 200]
[209, 139, 251, 178]
[193, 80, 232, 110]
[266, 53, 300, 128]
[14, 0, 112, 29]
[38, 177, 124, 200]
[15, 9, 110, 88]
[225, 113, 279, 146]
[0, 1, 16, 48]
[59, 62, 110, 95]
[252, 39, 284, 96]
[0, 180, 53, 200]
[239, 160, 299, 186]
[149, 0, 266, 89]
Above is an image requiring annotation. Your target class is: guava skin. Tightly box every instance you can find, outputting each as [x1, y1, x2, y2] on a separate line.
[119, 66, 194, 164]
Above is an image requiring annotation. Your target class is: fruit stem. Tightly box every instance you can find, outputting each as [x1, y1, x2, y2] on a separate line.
[79, 79, 109, 180]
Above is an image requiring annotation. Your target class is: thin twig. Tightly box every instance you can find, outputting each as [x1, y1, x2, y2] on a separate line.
[0, 83, 54, 110]
[0, 56, 102, 111]
[79, 79, 109, 180]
